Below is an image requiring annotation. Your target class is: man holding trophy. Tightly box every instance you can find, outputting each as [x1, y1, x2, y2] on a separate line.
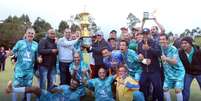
[142, 11, 165, 42]
[138, 12, 164, 101]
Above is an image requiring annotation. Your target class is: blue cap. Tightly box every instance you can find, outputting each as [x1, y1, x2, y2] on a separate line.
[142, 28, 150, 34]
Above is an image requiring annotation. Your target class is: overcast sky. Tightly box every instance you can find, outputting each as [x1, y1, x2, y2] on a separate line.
[0, 0, 200, 35]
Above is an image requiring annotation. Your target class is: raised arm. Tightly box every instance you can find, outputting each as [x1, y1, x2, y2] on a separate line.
[153, 18, 165, 34]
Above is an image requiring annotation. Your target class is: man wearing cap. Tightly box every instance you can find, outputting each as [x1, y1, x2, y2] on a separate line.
[109, 30, 117, 39]
[138, 28, 163, 101]
[178, 36, 201, 101]
[120, 27, 130, 41]
[90, 31, 112, 77]
[108, 38, 118, 50]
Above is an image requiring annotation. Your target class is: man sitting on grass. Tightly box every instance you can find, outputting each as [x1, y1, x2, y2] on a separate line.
[5, 78, 82, 101]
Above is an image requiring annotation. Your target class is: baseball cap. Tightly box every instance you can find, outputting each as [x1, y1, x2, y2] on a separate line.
[110, 30, 117, 33]
[120, 27, 128, 31]
[95, 31, 103, 36]
[142, 28, 150, 34]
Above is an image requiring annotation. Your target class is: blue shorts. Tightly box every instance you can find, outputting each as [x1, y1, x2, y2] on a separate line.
[163, 79, 184, 90]
[13, 72, 33, 87]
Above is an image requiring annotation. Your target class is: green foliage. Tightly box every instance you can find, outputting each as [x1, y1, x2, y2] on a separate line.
[194, 36, 201, 47]
[0, 14, 32, 48]
[127, 13, 140, 31]
[34, 32, 46, 42]
[70, 23, 80, 32]
[33, 17, 52, 41]
[58, 20, 69, 33]
[33, 17, 52, 33]
[0, 15, 53, 48]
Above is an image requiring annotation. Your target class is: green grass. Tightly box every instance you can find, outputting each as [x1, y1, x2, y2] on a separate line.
[0, 57, 201, 101]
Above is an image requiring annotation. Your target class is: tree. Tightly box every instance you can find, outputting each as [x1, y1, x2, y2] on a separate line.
[33, 17, 52, 33]
[88, 16, 100, 34]
[67, 13, 99, 35]
[70, 23, 80, 32]
[0, 15, 27, 48]
[19, 14, 32, 28]
[127, 13, 140, 31]
[58, 20, 69, 33]
[167, 31, 173, 37]
[33, 17, 52, 42]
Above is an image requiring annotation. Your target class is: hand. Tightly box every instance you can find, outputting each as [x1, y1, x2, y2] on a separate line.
[51, 49, 58, 53]
[138, 54, 144, 61]
[8, 50, 13, 56]
[161, 55, 167, 62]
[142, 44, 150, 50]
[111, 61, 118, 66]
[82, 69, 87, 75]
[73, 66, 79, 71]
[37, 56, 43, 63]
[146, 59, 151, 65]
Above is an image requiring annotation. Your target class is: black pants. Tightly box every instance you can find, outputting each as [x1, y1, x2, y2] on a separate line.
[139, 72, 164, 101]
[0, 61, 5, 71]
[59, 62, 72, 85]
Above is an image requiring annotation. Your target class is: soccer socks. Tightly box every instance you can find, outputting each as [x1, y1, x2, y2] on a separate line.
[164, 91, 171, 101]
[176, 92, 183, 101]
[12, 87, 25, 93]
[26, 93, 32, 101]
[12, 93, 17, 101]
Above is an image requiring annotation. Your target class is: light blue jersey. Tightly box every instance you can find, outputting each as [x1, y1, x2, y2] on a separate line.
[40, 85, 81, 101]
[12, 39, 38, 87]
[69, 61, 90, 96]
[122, 49, 142, 81]
[87, 76, 115, 101]
[69, 61, 90, 81]
[162, 45, 185, 89]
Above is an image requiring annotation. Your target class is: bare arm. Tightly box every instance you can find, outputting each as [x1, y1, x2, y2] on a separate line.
[154, 18, 165, 34]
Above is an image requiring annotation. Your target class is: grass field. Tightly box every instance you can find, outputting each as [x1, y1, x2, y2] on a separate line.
[0, 57, 201, 101]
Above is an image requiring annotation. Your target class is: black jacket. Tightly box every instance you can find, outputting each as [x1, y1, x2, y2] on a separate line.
[38, 37, 57, 68]
[137, 38, 162, 73]
[179, 45, 201, 75]
[0, 51, 6, 62]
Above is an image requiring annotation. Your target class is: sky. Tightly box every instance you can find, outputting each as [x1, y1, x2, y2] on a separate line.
[0, 0, 201, 36]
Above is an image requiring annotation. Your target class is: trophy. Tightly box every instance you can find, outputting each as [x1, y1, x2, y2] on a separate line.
[143, 12, 155, 20]
[79, 12, 92, 47]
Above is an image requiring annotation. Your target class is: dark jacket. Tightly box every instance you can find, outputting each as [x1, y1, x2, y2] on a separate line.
[38, 37, 57, 68]
[91, 39, 111, 65]
[137, 38, 162, 73]
[0, 51, 6, 63]
[179, 45, 201, 75]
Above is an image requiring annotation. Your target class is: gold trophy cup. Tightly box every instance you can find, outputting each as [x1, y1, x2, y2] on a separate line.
[79, 12, 92, 46]
[79, 12, 90, 37]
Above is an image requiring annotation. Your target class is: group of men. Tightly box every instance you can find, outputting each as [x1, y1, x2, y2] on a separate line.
[5, 18, 201, 101]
